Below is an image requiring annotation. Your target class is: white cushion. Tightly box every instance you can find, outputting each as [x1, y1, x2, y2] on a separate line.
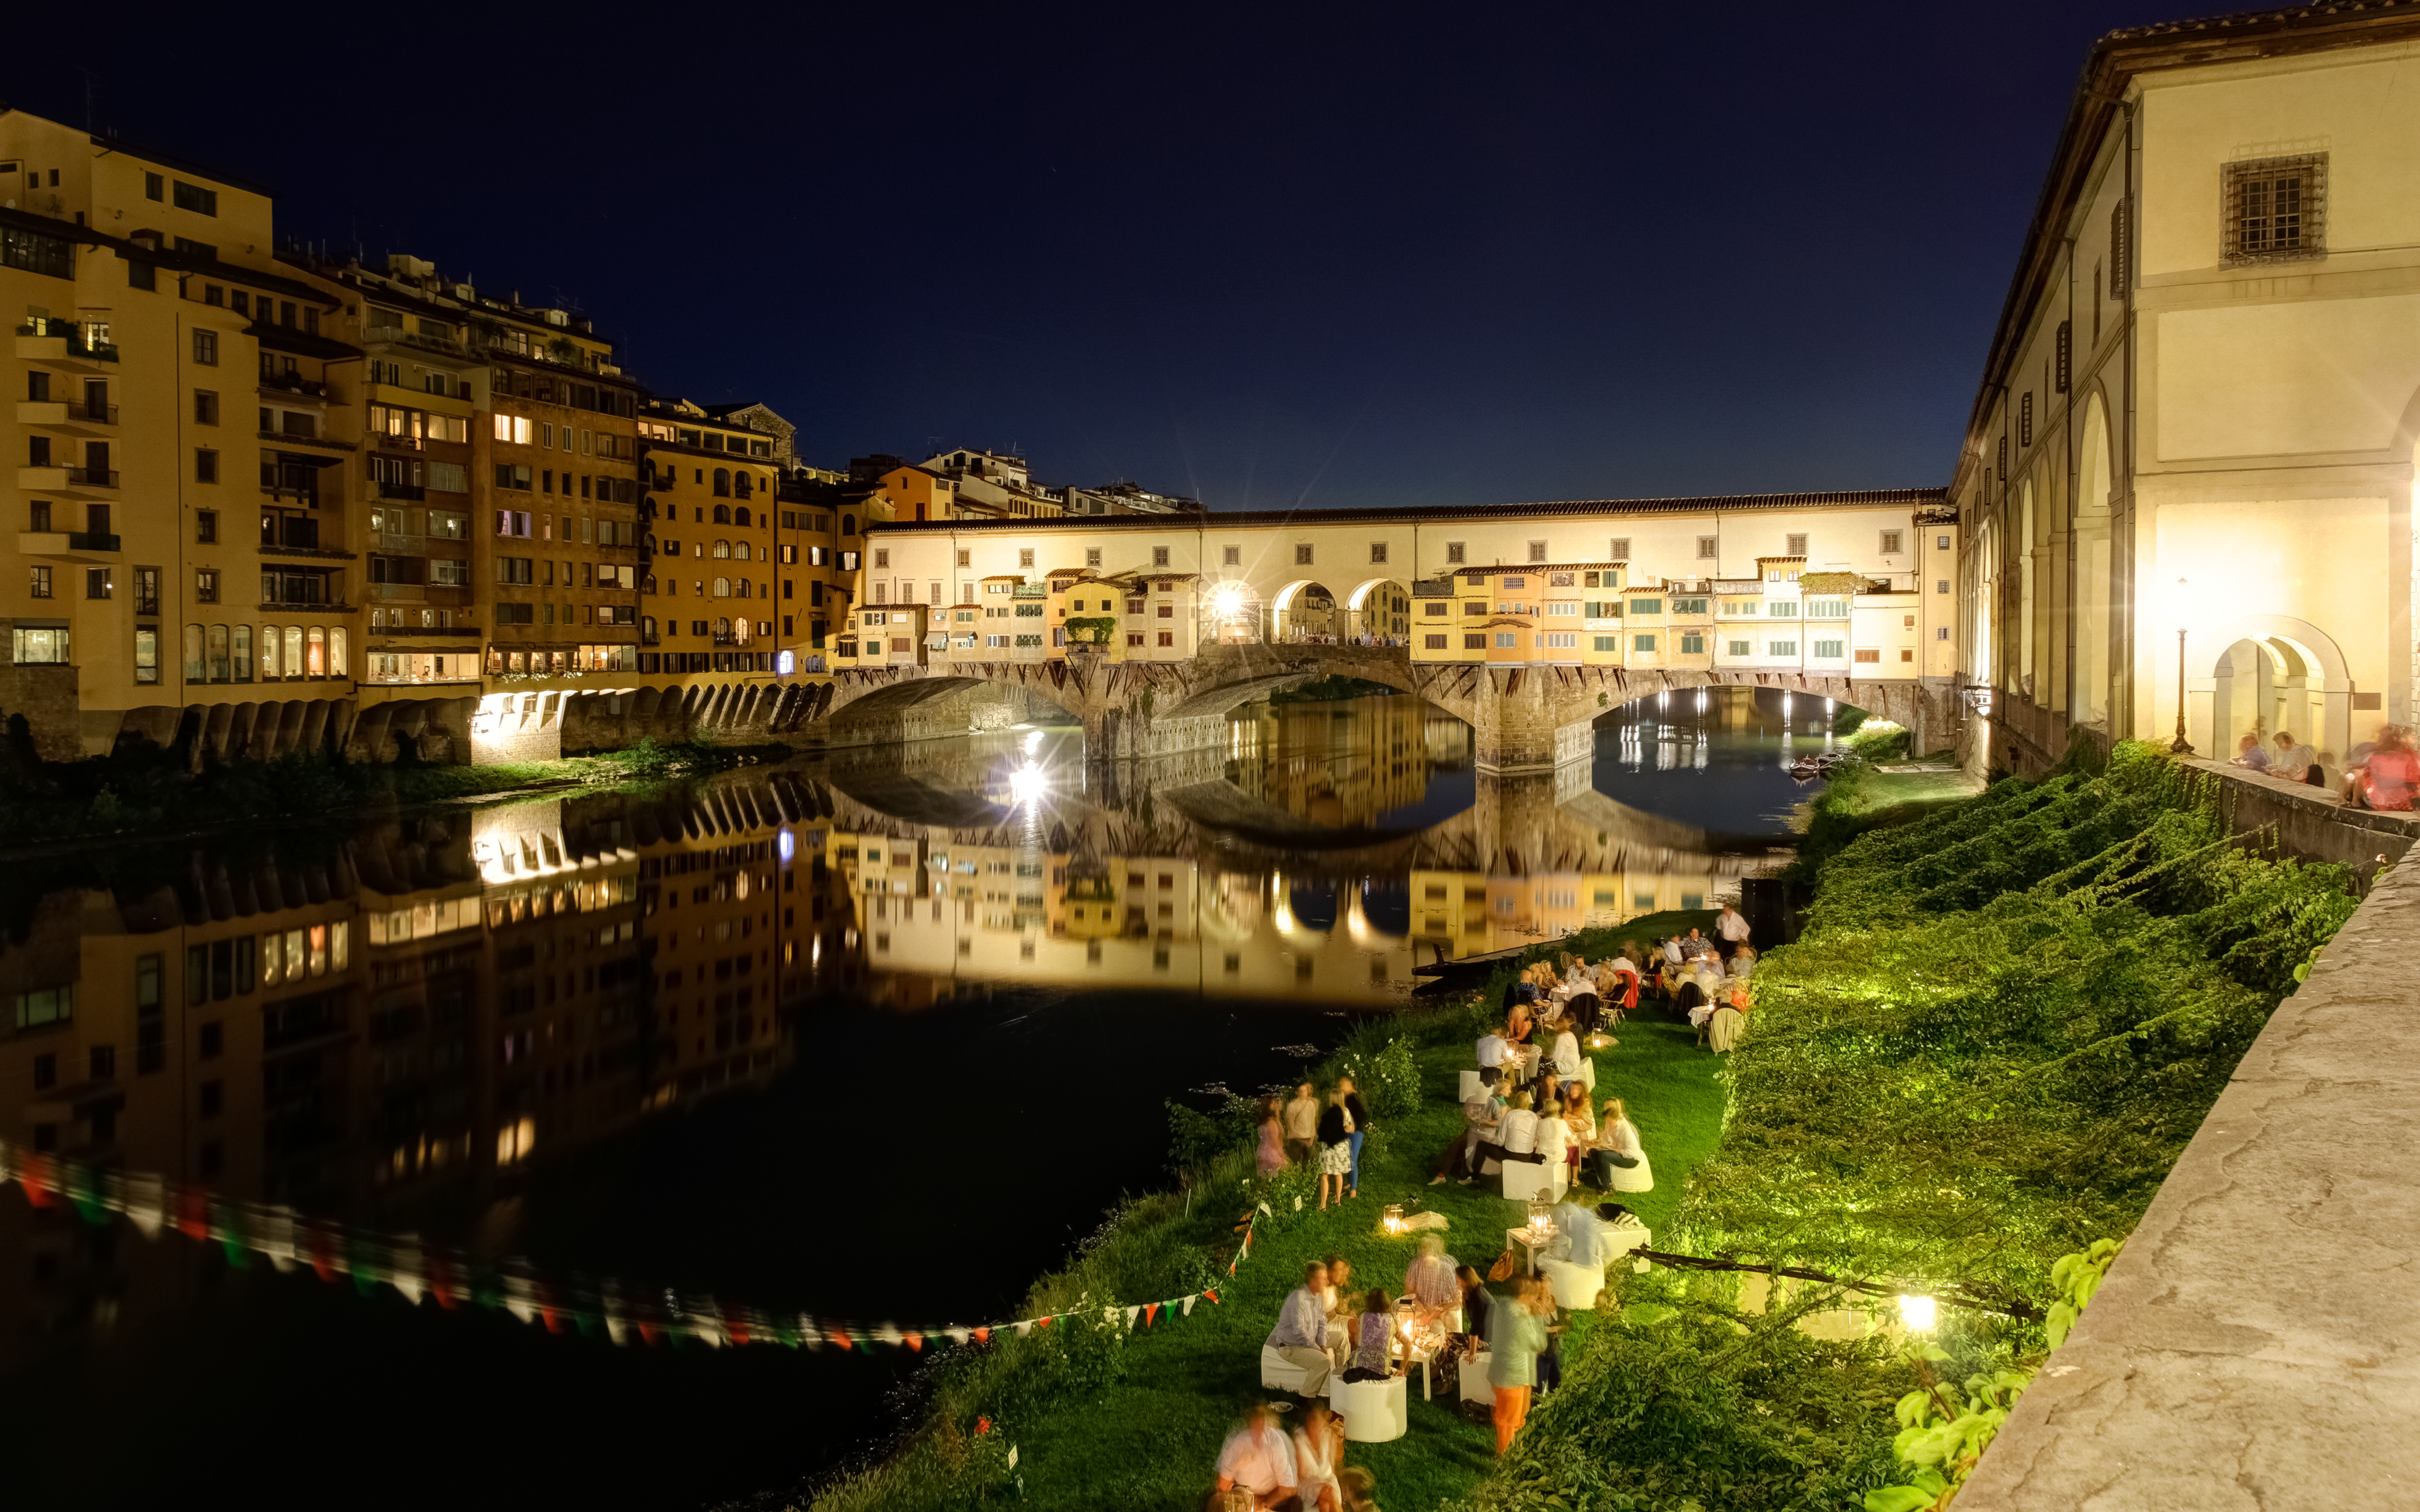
[1330, 1372, 1409, 1442]
[1458, 1068, 1487, 1101]
[1460, 1351, 1495, 1404]
[1541, 1257, 1608, 1310]
[1259, 1344, 1313, 1394]
[1499, 1159, 1567, 1203]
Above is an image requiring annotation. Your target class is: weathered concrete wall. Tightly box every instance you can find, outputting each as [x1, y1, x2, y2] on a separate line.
[0, 663, 81, 762]
[1954, 852, 2420, 1512]
[2184, 757, 2418, 875]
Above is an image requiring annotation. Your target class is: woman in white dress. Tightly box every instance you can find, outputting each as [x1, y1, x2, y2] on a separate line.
[1549, 1018, 1582, 1077]
[1591, 1097, 1654, 1193]
[1291, 1401, 1345, 1512]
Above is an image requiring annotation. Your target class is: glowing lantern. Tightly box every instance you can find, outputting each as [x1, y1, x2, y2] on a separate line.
[1381, 1204, 1406, 1235]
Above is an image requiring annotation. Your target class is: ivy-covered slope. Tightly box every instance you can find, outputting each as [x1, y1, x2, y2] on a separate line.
[1453, 742, 2359, 1512]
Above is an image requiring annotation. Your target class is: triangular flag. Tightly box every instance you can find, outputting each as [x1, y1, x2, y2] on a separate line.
[945, 1327, 971, 1346]
[973, 1326, 991, 1344]
[1144, 1303, 1160, 1327]
[120, 1174, 165, 1238]
[833, 1329, 854, 1351]
[1206, 1289, 1219, 1304]
[904, 1331, 925, 1352]
[874, 1324, 903, 1347]
[1015, 1320, 1034, 1338]
[1257, 1201, 1272, 1217]
[1182, 1294, 1198, 1315]
[1123, 1306, 1141, 1329]
[1036, 1315, 1053, 1329]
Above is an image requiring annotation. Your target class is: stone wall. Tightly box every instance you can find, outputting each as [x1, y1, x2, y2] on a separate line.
[0, 663, 81, 762]
[2184, 756, 2417, 875]
[1954, 850, 2420, 1511]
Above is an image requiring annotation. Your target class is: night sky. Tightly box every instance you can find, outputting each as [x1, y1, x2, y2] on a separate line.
[18, 1, 2175, 509]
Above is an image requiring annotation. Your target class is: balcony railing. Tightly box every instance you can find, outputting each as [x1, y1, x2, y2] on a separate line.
[258, 374, 334, 401]
[67, 530, 120, 553]
[15, 319, 118, 362]
[372, 432, 424, 451]
[377, 481, 425, 501]
[58, 466, 118, 488]
[364, 326, 470, 360]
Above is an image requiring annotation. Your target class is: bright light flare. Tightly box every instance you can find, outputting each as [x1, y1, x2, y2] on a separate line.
[1897, 1294, 1937, 1332]
[1211, 583, 1247, 616]
[1008, 762, 1047, 806]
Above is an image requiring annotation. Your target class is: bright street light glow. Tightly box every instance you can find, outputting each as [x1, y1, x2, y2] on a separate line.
[1897, 1294, 1937, 1331]
[1008, 763, 1046, 806]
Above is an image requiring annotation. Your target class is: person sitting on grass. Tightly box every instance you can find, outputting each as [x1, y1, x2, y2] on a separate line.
[1265, 1262, 1333, 1399]
[1320, 1254, 1357, 1368]
[1342, 1286, 1406, 1382]
[1291, 1402, 1344, 1512]
[1532, 1089, 1568, 1179]
[1212, 1402, 1301, 1511]
[1433, 1079, 1504, 1184]
[1548, 1016, 1582, 1077]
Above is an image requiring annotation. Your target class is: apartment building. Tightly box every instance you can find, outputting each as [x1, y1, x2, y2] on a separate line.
[636, 398, 781, 677]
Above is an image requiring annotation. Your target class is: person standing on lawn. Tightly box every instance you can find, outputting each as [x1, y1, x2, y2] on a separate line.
[1316, 1089, 1352, 1210]
[1488, 1277, 1553, 1454]
[1717, 901, 1751, 959]
[1337, 1074, 1370, 1198]
[1283, 1082, 1321, 1167]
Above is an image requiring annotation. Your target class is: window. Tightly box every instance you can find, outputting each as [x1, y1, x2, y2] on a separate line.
[1606, 537, 1630, 562]
[1445, 541, 1466, 564]
[128, 259, 155, 290]
[1879, 529, 1903, 554]
[1464, 633, 1487, 650]
[1937, 534, 1950, 551]
[1151, 545, 1170, 567]
[1157, 631, 1174, 647]
[1628, 598, 1661, 616]
[193, 389, 221, 427]
[2020, 391, 2033, 448]
[172, 180, 219, 215]
[86, 568, 112, 600]
[1680, 631, 1704, 654]
[1937, 580, 1950, 594]
[2223, 154, 2324, 263]
[1633, 633, 1656, 652]
[1424, 633, 1448, 650]
[192, 329, 217, 365]
[1546, 602, 1578, 617]
[1671, 596, 1708, 615]
[1785, 533, 1808, 555]
[1294, 544, 1313, 565]
[1814, 639, 1844, 658]
[1768, 639, 1797, 656]
[13, 985, 71, 1029]
[1545, 632, 1577, 650]
[1727, 639, 1751, 656]
[1937, 626, 1951, 641]
[1527, 541, 1548, 563]
[195, 448, 217, 483]
[1369, 542, 1387, 564]
[1593, 635, 1618, 652]
[146, 172, 164, 201]
[1855, 648, 1881, 663]
[197, 510, 217, 543]
[2054, 321, 2071, 393]
[1767, 601, 1799, 617]
[1018, 548, 1035, 568]
[195, 568, 219, 603]
[1804, 598, 1848, 618]
[1696, 535, 1717, 558]
[1494, 633, 1518, 648]
[134, 627, 159, 684]
[1422, 602, 1448, 616]
[1223, 545, 1242, 566]
[28, 566, 50, 598]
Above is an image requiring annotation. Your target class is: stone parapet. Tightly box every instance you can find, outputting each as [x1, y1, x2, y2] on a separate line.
[2182, 756, 2417, 875]
[1953, 852, 2420, 1512]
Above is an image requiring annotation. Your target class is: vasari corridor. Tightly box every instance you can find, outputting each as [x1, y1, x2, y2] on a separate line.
[2, 4, 2416, 1509]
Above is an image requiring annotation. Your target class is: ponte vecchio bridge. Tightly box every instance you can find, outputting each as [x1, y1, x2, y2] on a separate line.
[759, 489, 1966, 770]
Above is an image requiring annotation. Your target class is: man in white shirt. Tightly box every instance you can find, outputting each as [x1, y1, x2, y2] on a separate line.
[1717, 903, 1751, 959]
[1264, 1262, 1332, 1399]
[1661, 936, 1685, 966]
[1475, 1029, 1509, 1087]
[1213, 1403, 1301, 1509]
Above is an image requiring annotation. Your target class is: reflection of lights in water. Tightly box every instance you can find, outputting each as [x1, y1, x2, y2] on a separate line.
[778, 829, 796, 864]
[1023, 729, 1043, 755]
[1008, 763, 1046, 805]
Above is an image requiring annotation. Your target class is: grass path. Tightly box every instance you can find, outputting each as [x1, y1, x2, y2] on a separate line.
[1003, 1009, 1731, 1509]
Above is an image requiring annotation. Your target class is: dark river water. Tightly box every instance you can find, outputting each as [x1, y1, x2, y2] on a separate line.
[0, 687, 1821, 1509]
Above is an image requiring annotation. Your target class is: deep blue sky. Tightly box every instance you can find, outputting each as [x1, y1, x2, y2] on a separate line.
[18, 1, 2174, 510]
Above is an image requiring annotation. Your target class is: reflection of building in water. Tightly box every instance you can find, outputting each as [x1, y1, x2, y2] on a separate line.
[1224, 697, 1472, 830]
[0, 779, 838, 1348]
[1613, 685, 1843, 756]
[1408, 869, 1734, 956]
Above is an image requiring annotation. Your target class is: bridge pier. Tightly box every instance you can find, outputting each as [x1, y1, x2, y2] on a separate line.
[1467, 668, 1600, 775]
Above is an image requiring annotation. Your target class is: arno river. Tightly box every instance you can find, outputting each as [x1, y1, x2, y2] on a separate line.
[0, 687, 1831, 1509]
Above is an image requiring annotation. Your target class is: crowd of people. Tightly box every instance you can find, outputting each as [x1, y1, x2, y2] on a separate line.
[1257, 1075, 1373, 1210]
[2227, 723, 2417, 812]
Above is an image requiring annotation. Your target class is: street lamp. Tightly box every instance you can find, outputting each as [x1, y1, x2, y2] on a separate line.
[2169, 576, 2196, 755]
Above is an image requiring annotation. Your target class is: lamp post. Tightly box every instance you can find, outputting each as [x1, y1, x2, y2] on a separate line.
[2170, 576, 2194, 755]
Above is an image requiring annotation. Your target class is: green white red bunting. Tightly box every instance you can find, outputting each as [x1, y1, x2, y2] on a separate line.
[0, 1139, 1253, 1354]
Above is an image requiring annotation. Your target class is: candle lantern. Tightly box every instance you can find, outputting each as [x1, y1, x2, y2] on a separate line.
[1382, 1203, 1406, 1235]
[1527, 1196, 1556, 1240]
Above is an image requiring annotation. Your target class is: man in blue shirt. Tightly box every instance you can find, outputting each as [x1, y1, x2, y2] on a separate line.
[1265, 1261, 1333, 1398]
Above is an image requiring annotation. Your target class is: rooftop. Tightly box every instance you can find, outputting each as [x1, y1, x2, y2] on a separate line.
[865, 487, 1946, 532]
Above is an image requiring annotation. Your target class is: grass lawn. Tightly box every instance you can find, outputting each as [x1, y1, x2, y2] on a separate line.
[1001, 994, 1731, 1509]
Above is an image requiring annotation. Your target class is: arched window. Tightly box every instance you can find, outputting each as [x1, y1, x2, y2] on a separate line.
[183, 625, 204, 682]
[712, 540, 730, 559]
[284, 626, 304, 679]
[306, 627, 326, 678]
[713, 577, 731, 598]
[734, 506, 751, 526]
[207, 624, 229, 682]
[260, 624, 280, 679]
[737, 580, 752, 598]
[329, 626, 346, 680]
[841, 513, 856, 537]
[233, 625, 253, 683]
[642, 616, 656, 639]
[733, 472, 751, 498]
[731, 542, 751, 561]
[712, 467, 730, 497]
[641, 573, 656, 595]
[712, 504, 730, 524]
[713, 617, 731, 639]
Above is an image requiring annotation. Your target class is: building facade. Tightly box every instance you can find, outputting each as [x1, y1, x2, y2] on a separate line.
[1955, 6, 2420, 776]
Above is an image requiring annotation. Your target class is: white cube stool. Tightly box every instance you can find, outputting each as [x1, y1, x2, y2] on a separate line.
[1259, 1344, 1320, 1396]
[1499, 1158, 1567, 1203]
[1460, 1352, 1495, 1406]
[1458, 1068, 1488, 1102]
[1541, 1257, 1608, 1310]
[1330, 1373, 1409, 1442]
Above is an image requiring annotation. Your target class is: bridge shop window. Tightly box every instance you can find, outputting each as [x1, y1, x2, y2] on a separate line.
[1526, 541, 1548, 563]
[1369, 542, 1388, 564]
[1223, 546, 1241, 566]
[1593, 635, 1618, 653]
[2223, 153, 2325, 264]
[1465, 634, 1487, 650]
[1294, 544, 1313, 565]
[1444, 542, 1465, 564]
[1680, 632, 1705, 654]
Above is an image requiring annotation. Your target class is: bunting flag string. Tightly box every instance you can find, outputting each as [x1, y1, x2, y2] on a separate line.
[0, 1138, 1271, 1356]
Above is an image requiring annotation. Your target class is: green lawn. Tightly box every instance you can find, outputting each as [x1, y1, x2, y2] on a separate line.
[1000, 1002, 1731, 1509]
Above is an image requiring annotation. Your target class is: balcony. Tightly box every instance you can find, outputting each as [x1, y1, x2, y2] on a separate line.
[15, 320, 117, 367]
[16, 530, 117, 559]
[18, 464, 117, 495]
[371, 432, 424, 452]
[17, 399, 116, 430]
[370, 621, 478, 638]
[258, 373, 336, 403]
[260, 597, 357, 615]
[364, 326, 470, 361]
[376, 480, 425, 501]
[258, 429, 356, 453]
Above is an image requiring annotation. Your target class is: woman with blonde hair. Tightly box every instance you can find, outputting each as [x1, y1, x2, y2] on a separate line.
[1317, 1087, 1354, 1210]
[1291, 1400, 1345, 1512]
[1587, 1097, 1653, 1192]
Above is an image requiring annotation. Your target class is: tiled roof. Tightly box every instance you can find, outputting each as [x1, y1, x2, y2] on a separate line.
[2104, 0, 2420, 42]
[868, 487, 1944, 532]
